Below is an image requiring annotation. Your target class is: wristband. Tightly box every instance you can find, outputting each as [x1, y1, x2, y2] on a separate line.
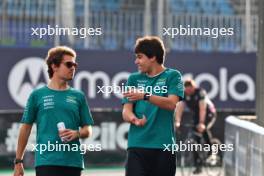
[14, 158, 23, 165]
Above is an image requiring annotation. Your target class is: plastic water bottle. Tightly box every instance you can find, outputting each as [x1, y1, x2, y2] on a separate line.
[57, 122, 67, 142]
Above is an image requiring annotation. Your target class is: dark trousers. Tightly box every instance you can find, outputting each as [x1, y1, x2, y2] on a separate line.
[193, 129, 212, 168]
[35, 165, 82, 176]
[193, 114, 216, 168]
[125, 148, 176, 176]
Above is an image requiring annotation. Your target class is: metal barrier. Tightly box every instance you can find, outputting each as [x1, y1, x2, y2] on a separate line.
[224, 116, 264, 176]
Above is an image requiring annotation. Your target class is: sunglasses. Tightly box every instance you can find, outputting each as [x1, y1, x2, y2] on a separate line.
[62, 61, 78, 69]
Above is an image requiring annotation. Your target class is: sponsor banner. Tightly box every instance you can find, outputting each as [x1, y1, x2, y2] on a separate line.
[1, 110, 128, 168]
[0, 47, 256, 110]
[0, 110, 253, 168]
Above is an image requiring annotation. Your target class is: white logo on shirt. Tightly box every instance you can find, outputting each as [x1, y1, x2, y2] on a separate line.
[66, 96, 77, 104]
[42, 95, 55, 109]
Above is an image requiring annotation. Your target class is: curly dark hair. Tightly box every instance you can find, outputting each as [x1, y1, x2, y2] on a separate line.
[134, 36, 165, 64]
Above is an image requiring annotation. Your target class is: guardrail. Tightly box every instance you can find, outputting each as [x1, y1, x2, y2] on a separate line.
[224, 116, 264, 176]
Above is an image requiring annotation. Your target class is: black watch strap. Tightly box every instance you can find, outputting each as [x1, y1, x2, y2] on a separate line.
[14, 158, 23, 164]
[143, 93, 151, 101]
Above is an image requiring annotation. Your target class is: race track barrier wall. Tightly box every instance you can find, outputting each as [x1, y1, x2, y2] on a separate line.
[224, 116, 264, 176]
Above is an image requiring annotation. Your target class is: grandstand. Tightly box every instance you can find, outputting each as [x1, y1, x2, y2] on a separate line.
[0, 0, 258, 52]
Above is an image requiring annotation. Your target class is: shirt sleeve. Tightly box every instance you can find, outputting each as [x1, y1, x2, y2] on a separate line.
[21, 92, 37, 124]
[79, 93, 94, 127]
[167, 71, 184, 99]
[121, 75, 134, 104]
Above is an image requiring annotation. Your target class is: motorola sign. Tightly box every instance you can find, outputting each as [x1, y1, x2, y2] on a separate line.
[74, 71, 130, 99]
[8, 57, 49, 107]
[183, 68, 255, 101]
[0, 48, 256, 109]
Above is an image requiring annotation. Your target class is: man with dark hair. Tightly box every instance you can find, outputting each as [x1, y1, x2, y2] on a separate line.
[122, 36, 184, 176]
[45, 46, 76, 78]
[13, 46, 93, 176]
[175, 78, 217, 174]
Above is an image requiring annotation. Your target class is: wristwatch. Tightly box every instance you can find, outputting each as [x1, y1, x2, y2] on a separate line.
[143, 93, 151, 101]
[14, 158, 23, 164]
[77, 131, 81, 138]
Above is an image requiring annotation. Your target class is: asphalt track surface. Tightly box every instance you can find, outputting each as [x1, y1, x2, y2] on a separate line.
[1, 167, 223, 176]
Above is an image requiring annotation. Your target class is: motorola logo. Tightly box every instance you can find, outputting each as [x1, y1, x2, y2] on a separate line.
[8, 57, 49, 107]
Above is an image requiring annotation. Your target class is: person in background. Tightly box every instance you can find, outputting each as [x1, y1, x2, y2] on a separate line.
[175, 78, 217, 174]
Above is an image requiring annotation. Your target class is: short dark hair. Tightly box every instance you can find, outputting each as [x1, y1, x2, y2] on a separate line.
[134, 36, 165, 64]
[184, 79, 196, 87]
[45, 46, 76, 78]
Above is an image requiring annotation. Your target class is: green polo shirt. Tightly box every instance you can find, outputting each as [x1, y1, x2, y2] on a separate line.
[21, 86, 94, 169]
[122, 68, 184, 149]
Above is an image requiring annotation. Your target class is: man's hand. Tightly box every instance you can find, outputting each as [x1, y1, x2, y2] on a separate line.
[175, 121, 181, 129]
[122, 103, 147, 127]
[130, 115, 147, 126]
[59, 129, 79, 142]
[196, 123, 206, 133]
[13, 163, 24, 176]
[123, 89, 144, 101]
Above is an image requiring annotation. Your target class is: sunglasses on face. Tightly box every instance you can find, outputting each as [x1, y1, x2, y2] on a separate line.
[62, 61, 78, 69]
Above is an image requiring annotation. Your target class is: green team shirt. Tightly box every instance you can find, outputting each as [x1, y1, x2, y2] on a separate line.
[122, 68, 184, 149]
[21, 86, 94, 169]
